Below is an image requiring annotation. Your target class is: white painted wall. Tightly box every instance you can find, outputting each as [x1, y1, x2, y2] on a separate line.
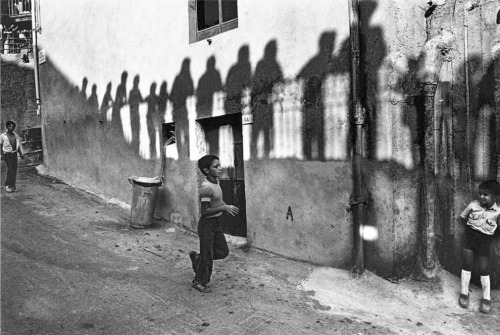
[38, 0, 349, 110]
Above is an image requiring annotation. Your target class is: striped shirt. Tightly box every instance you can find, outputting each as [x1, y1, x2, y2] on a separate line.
[199, 178, 224, 218]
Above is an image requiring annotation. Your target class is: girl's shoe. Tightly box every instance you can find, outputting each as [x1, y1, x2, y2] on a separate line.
[12, 186, 17, 192]
[480, 299, 491, 314]
[5, 186, 13, 193]
[459, 293, 469, 308]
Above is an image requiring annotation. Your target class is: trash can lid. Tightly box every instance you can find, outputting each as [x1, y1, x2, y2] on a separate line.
[128, 176, 162, 186]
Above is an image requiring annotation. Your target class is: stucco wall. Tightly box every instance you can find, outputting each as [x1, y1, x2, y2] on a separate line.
[425, 0, 500, 286]
[1, 54, 42, 165]
[38, 0, 431, 274]
[1, 55, 38, 129]
[356, 0, 427, 278]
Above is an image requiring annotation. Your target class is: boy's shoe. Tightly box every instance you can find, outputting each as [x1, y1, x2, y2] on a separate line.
[11, 186, 17, 192]
[479, 298, 491, 314]
[5, 186, 13, 193]
[191, 281, 212, 293]
[189, 251, 199, 273]
[459, 293, 469, 308]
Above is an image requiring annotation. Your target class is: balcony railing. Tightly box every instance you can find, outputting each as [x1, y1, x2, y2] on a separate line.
[1, 33, 32, 55]
[9, 0, 32, 21]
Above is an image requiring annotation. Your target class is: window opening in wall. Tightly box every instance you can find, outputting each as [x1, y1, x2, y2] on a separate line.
[197, 0, 219, 30]
[162, 122, 178, 160]
[189, 0, 238, 43]
[197, 113, 247, 237]
[162, 122, 176, 146]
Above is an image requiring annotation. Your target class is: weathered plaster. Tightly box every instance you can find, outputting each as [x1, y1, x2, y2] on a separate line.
[36, 0, 449, 278]
[427, 0, 500, 286]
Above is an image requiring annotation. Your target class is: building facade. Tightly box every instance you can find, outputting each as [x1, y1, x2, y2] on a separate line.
[1, 0, 42, 166]
[36, 0, 499, 283]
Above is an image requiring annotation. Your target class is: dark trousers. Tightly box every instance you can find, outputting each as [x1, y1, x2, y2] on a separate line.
[4, 153, 18, 188]
[194, 216, 229, 286]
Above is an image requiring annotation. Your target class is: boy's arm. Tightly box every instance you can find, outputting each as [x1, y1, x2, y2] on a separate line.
[459, 203, 472, 223]
[16, 135, 23, 158]
[200, 185, 239, 217]
[496, 216, 500, 237]
[0, 135, 4, 157]
[200, 202, 239, 217]
[201, 202, 226, 217]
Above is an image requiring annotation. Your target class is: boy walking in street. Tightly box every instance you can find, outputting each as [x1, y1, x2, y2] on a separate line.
[458, 180, 500, 313]
[189, 155, 239, 293]
[0, 121, 24, 192]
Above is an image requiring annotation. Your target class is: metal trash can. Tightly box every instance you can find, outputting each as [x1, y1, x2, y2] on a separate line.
[128, 176, 162, 229]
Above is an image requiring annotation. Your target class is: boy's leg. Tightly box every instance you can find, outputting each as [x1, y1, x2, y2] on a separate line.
[478, 255, 492, 313]
[4, 153, 15, 188]
[213, 229, 229, 261]
[459, 248, 474, 308]
[194, 220, 215, 287]
[11, 153, 18, 190]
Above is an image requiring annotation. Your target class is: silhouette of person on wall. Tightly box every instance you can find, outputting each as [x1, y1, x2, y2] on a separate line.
[337, 0, 386, 159]
[225, 45, 252, 115]
[79, 77, 89, 116]
[145, 82, 159, 159]
[197, 56, 223, 119]
[112, 71, 128, 130]
[100, 82, 113, 117]
[297, 31, 336, 161]
[88, 84, 99, 115]
[170, 58, 194, 161]
[129, 75, 143, 153]
[359, 0, 386, 158]
[80, 77, 88, 102]
[157, 81, 168, 119]
[69, 85, 80, 119]
[251, 40, 283, 159]
[470, 57, 497, 179]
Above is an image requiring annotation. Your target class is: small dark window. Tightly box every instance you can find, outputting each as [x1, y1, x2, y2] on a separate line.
[197, 0, 219, 30]
[189, 0, 238, 43]
[162, 123, 176, 146]
[222, 0, 238, 22]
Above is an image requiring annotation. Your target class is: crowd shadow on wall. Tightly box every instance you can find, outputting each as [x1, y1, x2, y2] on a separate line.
[43, 0, 497, 201]
[39, 0, 398, 193]
[42, 0, 495, 178]
[54, 0, 387, 168]
[390, 42, 499, 280]
[38, 0, 499, 282]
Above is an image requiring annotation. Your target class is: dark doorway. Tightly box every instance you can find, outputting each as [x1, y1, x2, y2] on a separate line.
[198, 113, 247, 237]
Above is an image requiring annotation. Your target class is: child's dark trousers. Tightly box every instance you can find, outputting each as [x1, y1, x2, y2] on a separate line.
[4, 153, 18, 188]
[194, 216, 229, 286]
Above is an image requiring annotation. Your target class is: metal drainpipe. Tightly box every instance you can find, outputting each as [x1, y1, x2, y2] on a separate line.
[461, 2, 472, 187]
[421, 82, 438, 271]
[348, 0, 367, 274]
[31, 0, 41, 115]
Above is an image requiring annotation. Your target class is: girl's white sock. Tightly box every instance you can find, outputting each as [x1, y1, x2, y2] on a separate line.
[480, 275, 491, 300]
[461, 270, 471, 295]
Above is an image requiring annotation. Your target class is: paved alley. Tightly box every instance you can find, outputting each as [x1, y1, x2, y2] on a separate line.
[1, 168, 499, 335]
